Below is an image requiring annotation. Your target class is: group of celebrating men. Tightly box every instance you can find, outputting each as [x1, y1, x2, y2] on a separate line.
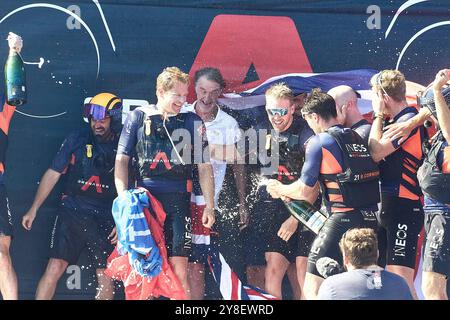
[1, 34, 450, 300]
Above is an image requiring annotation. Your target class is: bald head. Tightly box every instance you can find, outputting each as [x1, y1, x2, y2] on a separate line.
[327, 85, 362, 127]
[327, 85, 358, 106]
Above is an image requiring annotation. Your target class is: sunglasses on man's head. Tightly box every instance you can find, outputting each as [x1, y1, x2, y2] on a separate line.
[376, 72, 389, 97]
[266, 108, 289, 117]
[301, 111, 312, 119]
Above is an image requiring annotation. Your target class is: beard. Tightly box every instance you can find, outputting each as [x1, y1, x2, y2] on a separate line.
[93, 129, 112, 143]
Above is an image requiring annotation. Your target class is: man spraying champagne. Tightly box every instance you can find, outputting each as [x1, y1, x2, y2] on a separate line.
[0, 32, 25, 300]
[267, 89, 380, 299]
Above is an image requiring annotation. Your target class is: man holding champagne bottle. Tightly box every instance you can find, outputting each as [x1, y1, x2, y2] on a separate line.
[0, 32, 25, 300]
[267, 89, 380, 299]
[249, 83, 315, 299]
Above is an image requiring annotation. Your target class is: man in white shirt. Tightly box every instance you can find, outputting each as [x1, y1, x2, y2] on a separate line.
[184, 67, 249, 299]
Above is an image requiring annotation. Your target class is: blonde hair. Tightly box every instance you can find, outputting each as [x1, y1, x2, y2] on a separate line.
[156, 66, 190, 92]
[370, 69, 406, 102]
[265, 82, 294, 101]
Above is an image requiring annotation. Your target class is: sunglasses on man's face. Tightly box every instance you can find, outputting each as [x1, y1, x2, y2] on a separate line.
[266, 108, 289, 117]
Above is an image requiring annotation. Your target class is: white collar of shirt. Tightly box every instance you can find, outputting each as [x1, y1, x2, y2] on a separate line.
[188, 101, 222, 124]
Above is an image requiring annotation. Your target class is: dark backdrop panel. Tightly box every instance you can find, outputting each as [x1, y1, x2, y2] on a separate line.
[0, 0, 447, 299]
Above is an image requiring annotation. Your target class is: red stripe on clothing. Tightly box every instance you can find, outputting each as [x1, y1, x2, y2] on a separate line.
[231, 271, 240, 300]
[401, 173, 416, 187]
[0, 103, 16, 135]
[399, 184, 419, 200]
[442, 147, 450, 174]
[320, 147, 343, 174]
[401, 130, 423, 161]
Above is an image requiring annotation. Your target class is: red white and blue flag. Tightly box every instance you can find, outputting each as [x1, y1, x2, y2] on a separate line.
[219, 69, 378, 114]
[207, 246, 278, 300]
[219, 69, 424, 118]
[243, 285, 280, 301]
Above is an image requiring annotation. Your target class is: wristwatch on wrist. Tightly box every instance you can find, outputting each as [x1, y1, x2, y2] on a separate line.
[372, 112, 385, 120]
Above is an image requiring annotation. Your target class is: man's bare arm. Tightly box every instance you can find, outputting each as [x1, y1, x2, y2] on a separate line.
[268, 179, 320, 205]
[115, 154, 130, 195]
[368, 114, 399, 163]
[383, 107, 431, 143]
[198, 163, 215, 228]
[231, 163, 250, 229]
[22, 169, 61, 230]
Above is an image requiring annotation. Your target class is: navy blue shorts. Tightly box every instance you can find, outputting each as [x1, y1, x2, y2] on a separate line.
[267, 205, 316, 263]
[244, 186, 316, 265]
[49, 199, 115, 268]
[242, 186, 274, 266]
[307, 209, 378, 278]
[377, 195, 424, 269]
[0, 184, 12, 237]
[423, 209, 450, 277]
[151, 191, 192, 258]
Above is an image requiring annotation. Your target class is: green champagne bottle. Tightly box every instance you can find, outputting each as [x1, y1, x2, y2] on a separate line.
[283, 200, 328, 234]
[5, 49, 26, 106]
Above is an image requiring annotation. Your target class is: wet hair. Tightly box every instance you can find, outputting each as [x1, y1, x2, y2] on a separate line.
[370, 69, 406, 103]
[156, 66, 190, 92]
[194, 67, 226, 89]
[303, 88, 337, 121]
[265, 82, 294, 102]
[339, 228, 378, 268]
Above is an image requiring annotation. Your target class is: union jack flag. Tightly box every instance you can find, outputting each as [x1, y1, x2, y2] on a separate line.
[218, 69, 424, 131]
[207, 246, 278, 300]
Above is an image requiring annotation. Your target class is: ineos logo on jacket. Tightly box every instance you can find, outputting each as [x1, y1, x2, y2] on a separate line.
[345, 143, 368, 153]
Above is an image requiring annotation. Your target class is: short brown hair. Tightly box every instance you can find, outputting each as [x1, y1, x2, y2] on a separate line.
[156, 66, 190, 92]
[339, 228, 378, 268]
[265, 83, 294, 102]
[194, 67, 226, 89]
[303, 88, 337, 121]
[370, 69, 406, 102]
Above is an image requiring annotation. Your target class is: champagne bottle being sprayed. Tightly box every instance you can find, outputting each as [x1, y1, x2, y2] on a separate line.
[260, 178, 328, 234]
[5, 32, 26, 106]
[283, 199, 328, 234]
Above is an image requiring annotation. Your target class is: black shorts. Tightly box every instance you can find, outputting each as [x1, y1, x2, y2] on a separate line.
[242, 186, 275, 266]
[377, 195, 424, 269]
[0, 184, 12, 237]
[151, 191, 192, 258]
[267, 206, 316, 263]
[423, 209, 450, 277]
[245, 186, 315, 264]
[50, 202, 115, 268]
[307, 209, 378, 278]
